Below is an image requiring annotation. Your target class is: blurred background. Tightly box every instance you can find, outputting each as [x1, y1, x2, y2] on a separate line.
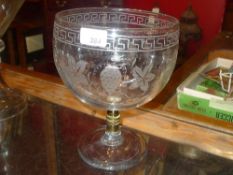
[0, 0, 232, 74]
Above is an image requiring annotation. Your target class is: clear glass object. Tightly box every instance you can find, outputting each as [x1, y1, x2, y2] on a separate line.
[53, 7, 179, 171]
[0, 0, 27, 168]
[0, 22, 27, 175]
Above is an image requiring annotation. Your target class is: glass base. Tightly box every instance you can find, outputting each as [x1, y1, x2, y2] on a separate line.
[78, 127, 147, 171]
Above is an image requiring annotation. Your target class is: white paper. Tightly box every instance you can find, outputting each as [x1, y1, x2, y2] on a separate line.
[80, 28, 107, 48]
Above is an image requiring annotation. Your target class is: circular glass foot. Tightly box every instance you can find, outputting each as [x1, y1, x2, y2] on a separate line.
[78, 127, 147, 171]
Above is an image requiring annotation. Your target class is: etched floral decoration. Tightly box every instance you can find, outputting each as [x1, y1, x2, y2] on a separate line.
[130, 64, 155, 92]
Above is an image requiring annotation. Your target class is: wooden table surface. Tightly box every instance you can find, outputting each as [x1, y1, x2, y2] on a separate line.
[1, 32, 233, 161]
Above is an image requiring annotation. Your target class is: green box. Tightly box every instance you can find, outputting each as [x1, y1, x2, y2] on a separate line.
[177, 58, 233, 123]
[177, 92, 233, 122]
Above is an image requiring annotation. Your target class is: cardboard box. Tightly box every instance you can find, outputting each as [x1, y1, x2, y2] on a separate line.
[177, 58, 233, 123]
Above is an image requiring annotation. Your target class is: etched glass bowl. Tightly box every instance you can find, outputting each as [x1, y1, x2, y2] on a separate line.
[53, 7, 179, 171]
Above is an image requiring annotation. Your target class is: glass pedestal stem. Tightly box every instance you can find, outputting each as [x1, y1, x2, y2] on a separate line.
[106, 110, 120, 132]
[101, 110, 123, 146]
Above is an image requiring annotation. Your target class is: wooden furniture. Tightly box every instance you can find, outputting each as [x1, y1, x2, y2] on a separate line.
[5, 0, 44, 67]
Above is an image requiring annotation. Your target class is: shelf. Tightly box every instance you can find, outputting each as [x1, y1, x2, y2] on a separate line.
[1, 32, 233, 161]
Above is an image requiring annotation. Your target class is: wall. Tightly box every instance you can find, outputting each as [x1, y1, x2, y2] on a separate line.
[124, 0, 226, 54]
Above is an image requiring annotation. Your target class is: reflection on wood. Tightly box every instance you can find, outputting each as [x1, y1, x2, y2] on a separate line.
[41, 101, 58, 175]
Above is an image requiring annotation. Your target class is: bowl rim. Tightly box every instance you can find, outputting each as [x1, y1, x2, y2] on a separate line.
[54, 7, 179, 33]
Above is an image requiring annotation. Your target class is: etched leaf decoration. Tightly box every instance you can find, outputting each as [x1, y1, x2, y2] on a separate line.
[75, 60, 88, 86]
[67, 54, 76, 71]
[130, 64, 155, 92]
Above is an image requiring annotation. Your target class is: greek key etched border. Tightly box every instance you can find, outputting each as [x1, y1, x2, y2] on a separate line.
[54, 23, 179, 52]
[64, 11, 174, 29]
[65, 12, 148, 27]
